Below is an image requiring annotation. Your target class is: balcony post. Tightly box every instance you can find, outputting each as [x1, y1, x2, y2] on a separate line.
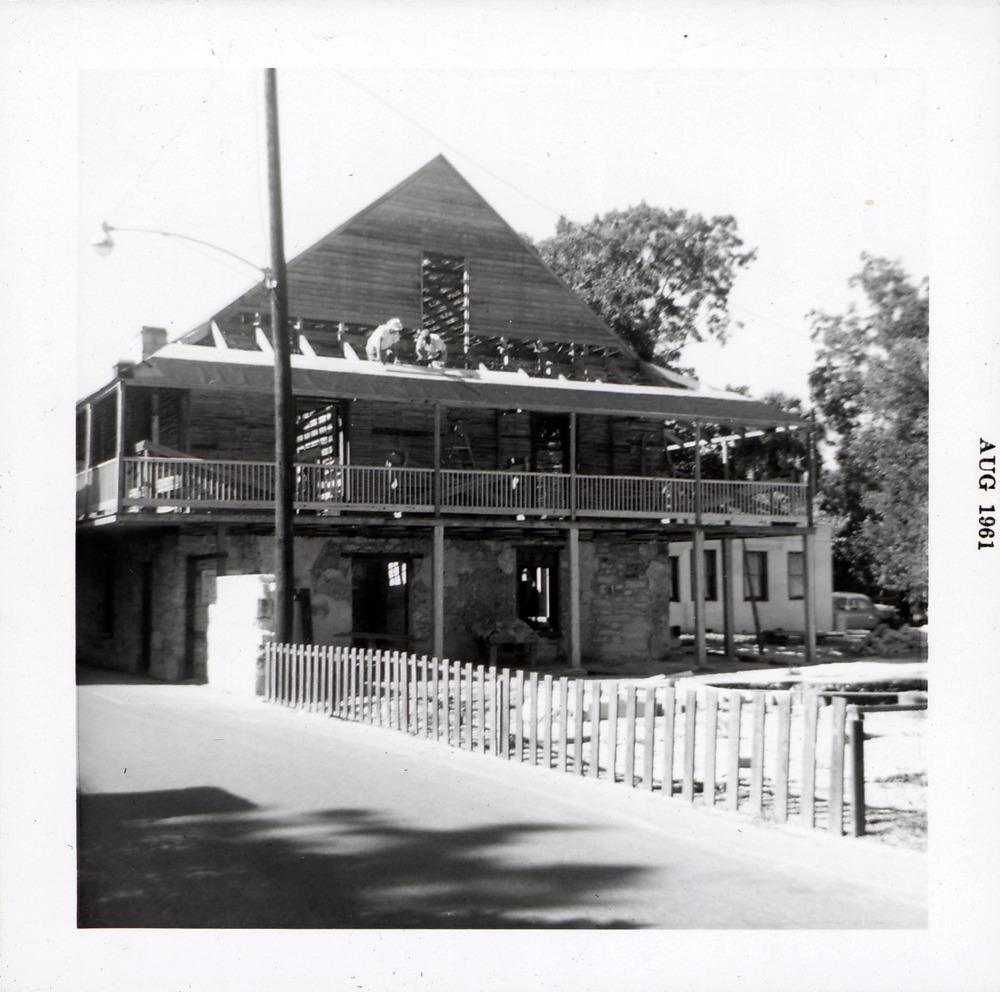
[567, 524, 581, 668]
[432, 523, 445, 661]
[433, 402, 442, 514]
[721, 537, 736, 658]
[802, 530, 817, 663]
[569, 411, 577, 519]
[693, 422, 707, 668]
[115, 382, 126, 513]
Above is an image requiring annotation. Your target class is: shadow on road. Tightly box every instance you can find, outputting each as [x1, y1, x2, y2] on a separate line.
[78, 786, 647, 929]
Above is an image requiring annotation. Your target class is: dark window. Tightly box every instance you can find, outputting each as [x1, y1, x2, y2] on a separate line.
[787, 551, 804, 600]
[517, 548, 559, 633]
[743, 550, 769, 601]
[669, 555, 680, 602]
[351, 557, 410, 650]
[91, 393, 118, 465]
[531, 413, 569, 473]
[690, 549, 718, 601]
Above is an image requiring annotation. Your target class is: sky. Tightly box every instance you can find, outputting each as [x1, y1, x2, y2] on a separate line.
[76, 63, 928, 401]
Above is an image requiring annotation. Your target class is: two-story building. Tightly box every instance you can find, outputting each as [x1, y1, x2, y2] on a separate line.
[76, 155, 830, 682]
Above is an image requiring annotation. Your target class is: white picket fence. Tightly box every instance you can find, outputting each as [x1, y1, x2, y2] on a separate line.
[263, 643, 862, 834]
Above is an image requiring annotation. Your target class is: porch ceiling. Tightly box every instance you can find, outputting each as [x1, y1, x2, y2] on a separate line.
[117, 344, 807, 429]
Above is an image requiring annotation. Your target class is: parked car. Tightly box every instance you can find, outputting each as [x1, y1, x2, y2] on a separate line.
[832, 592, 900, 631]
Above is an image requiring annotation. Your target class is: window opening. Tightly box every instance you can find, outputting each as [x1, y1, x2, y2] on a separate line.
[531, 413, 569, 473]
[421, 252, 468, 361]
[787, 551, 804, 600]
[690, 548, 718, 601]
[516, 548, 559, 633]
[743, 550, 769, 602]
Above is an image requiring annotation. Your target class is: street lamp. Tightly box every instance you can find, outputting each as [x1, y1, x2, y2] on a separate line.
[91, 69, 295, 646]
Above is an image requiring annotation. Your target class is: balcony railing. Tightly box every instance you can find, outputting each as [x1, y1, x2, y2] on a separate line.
[75, 457, 809, 523]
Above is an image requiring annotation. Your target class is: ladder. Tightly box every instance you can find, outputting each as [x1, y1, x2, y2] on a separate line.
[446, 421, 476, 468]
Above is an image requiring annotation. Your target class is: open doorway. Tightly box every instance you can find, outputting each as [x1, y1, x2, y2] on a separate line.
[351, 556, 410, 650]
[516, 548, 560, 634]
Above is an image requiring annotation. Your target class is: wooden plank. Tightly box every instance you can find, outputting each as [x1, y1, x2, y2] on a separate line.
[829, 695, 847, 835]
[703, 688, 719, 806]
[606, 682, 619, 784]
[528, 673, 539, 767]
[557, 677, 569, 772]
[542, 675, 553, 770]
[623, 685, 637, 788]
[726, 691, 742, 811]
[642, 686, 656, 791]
[589, 681, 601, 779]
[681, 689, 697, 802]
[573, 679, 585, 775]
[441, 660, 450, 745]
[476, 664, 486, 752]
[662, 686, 676, 796]
[513, 670, 524, 762]
[401, 653, 410, 734]
[801, 692, 819, 828]
[774, 692, 792, 823]
[431, 658, 441, 740]
[749, 692, 766, 815]
[464, 663, 474, 751]
[452, 661, 462, 746]
[421, 656, 430, 736]
[347, 647, 356, 721]
[499, 668, 510, 758]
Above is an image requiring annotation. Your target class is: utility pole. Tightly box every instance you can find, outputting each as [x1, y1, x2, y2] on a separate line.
[265, 68, 294, 644]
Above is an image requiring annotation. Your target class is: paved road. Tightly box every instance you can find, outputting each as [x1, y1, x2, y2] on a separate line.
[76, 670, 927, 929]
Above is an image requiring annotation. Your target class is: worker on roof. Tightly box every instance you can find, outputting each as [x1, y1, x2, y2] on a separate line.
[415, 326, 448, 367]
[365, 318, 403, 362]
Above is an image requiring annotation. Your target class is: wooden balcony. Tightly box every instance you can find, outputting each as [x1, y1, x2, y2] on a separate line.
[76, 457, 809, 525]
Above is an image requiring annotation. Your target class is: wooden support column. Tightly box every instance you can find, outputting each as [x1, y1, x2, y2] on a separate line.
[693, 422, 707, 669]
[433, 402, 442, 513]
[721, 537, 736, 658]
[569, 411, 577, 518]
[802, 530, 817, 664]
[692, 530, 707, 669]
[567, 525, 581, 668]
[84, 402, 93, 470]
[115, 382, 126, 512]
[432, 523, 445, 661]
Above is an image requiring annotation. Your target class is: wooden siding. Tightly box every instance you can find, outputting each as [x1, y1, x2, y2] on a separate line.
[187, 390, 274, 460]
[208, 156, 626, 354]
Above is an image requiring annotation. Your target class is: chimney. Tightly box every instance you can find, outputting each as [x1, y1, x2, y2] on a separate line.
[141, 326, 168, 359]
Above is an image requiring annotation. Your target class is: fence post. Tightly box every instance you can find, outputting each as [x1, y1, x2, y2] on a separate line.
[749, 692, 766, 816]
[662, 686, 676, 796]
[801, 692, 819, 827]
[499, 668, 510, 758]
[464, 663, 474, 751]
[573, 679, 585, 775]
[513, 670, 524, 761]
[452, 660, 462, 745]
[829, 696, 848, 835]
[682, 689, 697, 802]
[703, 688, 718, 806]
[542, 674, 554, 770]
[557, 677, 569, 772]
[849, 706, 867, 837]
[605, 682, 619, 784]
[476, 665, 486, 754]
[774, 693, 792, 822]
[623, 685, 637, 788]
[589, 682, 601, 779]
[726, 691, 742, 811]
[528, 672, 539, 767]
[643, 685, 656, 791]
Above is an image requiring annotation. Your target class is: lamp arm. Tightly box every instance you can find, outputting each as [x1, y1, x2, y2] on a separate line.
[100, 222, 270, 280]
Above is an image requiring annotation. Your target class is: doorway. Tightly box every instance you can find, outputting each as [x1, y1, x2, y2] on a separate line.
[351, 556, 410, 650]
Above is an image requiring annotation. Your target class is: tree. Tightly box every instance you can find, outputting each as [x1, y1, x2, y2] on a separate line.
[535, 204, 756, 366]
[809, 255, 928, 607]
